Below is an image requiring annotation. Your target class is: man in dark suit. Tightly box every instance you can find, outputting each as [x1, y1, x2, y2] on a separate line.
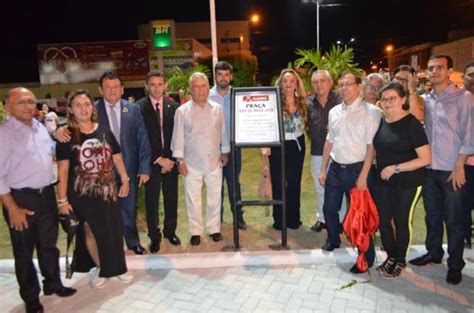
[136, 70, 181, 253]
[96, 71, 152, 255]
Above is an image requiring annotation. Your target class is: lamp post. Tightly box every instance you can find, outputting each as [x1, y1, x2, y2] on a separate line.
[385, 44, 394, 71]
[336, 37, 356, 50]
[302, 0, 322, 51]
[209, 0, 218, 75]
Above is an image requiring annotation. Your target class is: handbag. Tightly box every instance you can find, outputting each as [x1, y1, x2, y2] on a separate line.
[59, 211, 79, 278]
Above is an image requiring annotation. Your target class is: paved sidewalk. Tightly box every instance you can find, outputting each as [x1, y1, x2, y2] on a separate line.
[1, 245, 473, 313]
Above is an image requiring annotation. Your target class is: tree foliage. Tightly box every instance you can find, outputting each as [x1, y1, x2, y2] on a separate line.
[199, 53, 258, 87]
[165, 64, 211, 96]
[292, 44, 362, 89]
[0, 103, 7, 123]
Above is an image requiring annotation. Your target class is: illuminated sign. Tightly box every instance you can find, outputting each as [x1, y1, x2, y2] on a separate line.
[151, 20, 175, 50]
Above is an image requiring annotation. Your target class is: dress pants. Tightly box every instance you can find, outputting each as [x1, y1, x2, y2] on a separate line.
[270, 135, 305, 229]
[221, 149, 243, 221]
[311, 155, 347, 223]
[423, 169, 466, 271]
[323, 161, 375, 265]
[3, 186, 62, 304]
[120, 179, 141, 249]
[374, 182, 422, 263]
[144, 165, 178, 241]
[183, 165, 222, 235]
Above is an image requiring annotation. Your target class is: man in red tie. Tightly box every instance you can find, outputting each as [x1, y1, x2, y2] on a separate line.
[137, 71, 181, 253]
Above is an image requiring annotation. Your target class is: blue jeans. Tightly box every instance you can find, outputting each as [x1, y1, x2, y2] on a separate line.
[323, 160, 375, 265]
[423, 169, 466, 271]
[221, 149, 243, 220]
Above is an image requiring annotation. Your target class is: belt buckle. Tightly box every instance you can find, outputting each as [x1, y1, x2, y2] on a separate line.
[340, 164, 347, 169]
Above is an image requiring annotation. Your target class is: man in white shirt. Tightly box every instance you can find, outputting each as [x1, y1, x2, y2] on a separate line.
[319, 71, 381, 273]
[171, 72, 230, 246]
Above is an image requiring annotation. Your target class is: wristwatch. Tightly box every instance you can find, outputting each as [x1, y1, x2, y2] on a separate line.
[394, 165, 401, 174]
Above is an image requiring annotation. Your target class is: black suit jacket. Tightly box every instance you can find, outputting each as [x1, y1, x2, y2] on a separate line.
[137, 96, 179, 167]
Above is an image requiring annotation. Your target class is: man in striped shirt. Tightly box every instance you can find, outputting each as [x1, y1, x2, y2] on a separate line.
[319, 71, 381, 273]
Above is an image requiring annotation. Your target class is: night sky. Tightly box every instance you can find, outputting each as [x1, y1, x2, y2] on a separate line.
[1, 0, 473, 84]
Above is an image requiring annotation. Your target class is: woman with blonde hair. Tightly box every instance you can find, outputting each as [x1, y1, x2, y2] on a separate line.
[270, 69, 308, 230]
[56, 90, 133, 289]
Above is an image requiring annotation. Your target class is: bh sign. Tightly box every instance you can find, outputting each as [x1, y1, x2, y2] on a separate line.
[151, 20, 176, 50]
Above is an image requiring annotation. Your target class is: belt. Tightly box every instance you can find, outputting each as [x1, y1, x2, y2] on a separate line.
[11, 184, 55, 195]
[331, 160, 364, 169]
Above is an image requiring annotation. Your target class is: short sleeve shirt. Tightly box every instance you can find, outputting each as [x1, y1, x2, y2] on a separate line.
[373, 114, 428, 188]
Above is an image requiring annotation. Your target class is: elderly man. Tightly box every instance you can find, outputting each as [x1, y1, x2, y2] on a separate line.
[308, 70, 347, 232]
[409, 55, 473, 285]
[319, 72, 381, 273]
[171, 72, 230, 246]
[363, 73, 384, 104]
[0, 88, 76, 313]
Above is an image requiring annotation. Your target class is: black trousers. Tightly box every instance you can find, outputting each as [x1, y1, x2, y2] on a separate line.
[374, 181, 422, 263]
[2, 186, 61, 304]
[270, 135, 305, 229]
[144, 165, 178, 241]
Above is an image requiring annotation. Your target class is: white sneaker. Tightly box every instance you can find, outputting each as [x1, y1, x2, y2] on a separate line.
[90, 267, 106, 289]
[114, 272, 133, 283]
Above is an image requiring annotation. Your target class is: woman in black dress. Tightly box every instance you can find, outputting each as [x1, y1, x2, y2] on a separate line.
[56, 90, 132, 289]
[373, 82, 431, 277]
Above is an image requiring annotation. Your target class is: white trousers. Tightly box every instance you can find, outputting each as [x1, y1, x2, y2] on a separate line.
[183, 165, 223, 235]
[310, 155, 347, 223]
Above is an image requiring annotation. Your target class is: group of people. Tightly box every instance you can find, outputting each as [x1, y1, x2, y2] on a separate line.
[301, 55, 473, 284]
[0, 64, 238, 312]
[0, 55, 472, 312]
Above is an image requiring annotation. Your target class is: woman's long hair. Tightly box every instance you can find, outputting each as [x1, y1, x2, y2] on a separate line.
[66, 90, 97, 145]
[275, 69, 308, 125]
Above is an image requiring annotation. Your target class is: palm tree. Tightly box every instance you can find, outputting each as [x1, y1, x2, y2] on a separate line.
[292, 44, 362, 89]
[166, 64, 211, 96]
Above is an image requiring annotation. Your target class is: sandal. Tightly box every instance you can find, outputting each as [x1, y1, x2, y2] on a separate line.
[376, 258, 395, 273]
[383, 262, 406, 278]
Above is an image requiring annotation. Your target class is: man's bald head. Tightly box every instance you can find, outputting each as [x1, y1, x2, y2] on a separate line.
[4, 87, 37, 125]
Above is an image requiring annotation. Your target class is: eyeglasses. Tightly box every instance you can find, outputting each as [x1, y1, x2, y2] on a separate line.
[366, 85, 381, 92]
[393, 76, 408, 84]
[338, 82, 357, 89]
[15, 99, 36, 106]
[380, 96, 400, 103]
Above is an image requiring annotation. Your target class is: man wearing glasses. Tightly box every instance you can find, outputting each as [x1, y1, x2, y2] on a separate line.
[318, 72, 381, 273]
[0, 88, 76, 313]
[363, 73, 384, 104]
[392, 65, 425, 121]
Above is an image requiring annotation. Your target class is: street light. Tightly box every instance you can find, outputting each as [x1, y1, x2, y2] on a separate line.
[250, 13, 260, 26]
[385, 44, 394, 71]
[302, 0, 344, 51]
[336, 37, 355, 49]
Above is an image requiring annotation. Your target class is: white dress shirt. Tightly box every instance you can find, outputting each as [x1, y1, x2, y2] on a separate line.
[171, 99, 230, 173]
[326, 97, 381, 164]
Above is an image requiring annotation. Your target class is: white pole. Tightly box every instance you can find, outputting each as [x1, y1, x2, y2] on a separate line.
[209, 0, 218, 83]
[316, 1, 320, 51]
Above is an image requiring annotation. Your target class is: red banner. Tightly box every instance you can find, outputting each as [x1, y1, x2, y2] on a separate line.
[37, 41, 150, 85]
